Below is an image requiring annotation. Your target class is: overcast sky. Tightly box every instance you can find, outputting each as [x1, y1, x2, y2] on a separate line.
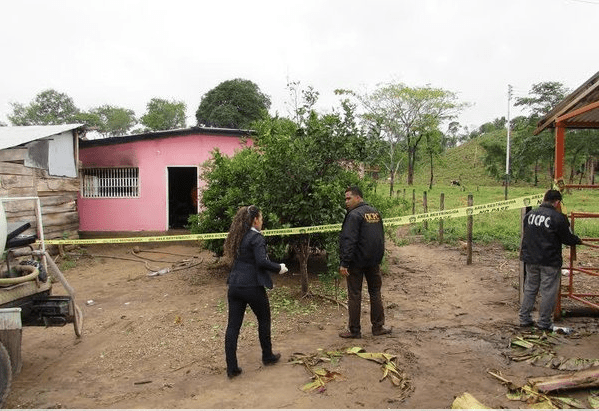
[1, 0, 598, 132]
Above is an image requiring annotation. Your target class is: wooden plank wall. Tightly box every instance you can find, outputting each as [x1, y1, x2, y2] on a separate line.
[0, 147, 79, 240]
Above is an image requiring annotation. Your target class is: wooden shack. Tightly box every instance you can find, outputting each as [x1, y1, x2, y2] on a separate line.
[0, 124, 84, 240]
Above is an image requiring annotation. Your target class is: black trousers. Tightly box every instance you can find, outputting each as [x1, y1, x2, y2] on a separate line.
[225, 285, 273, 371]
[346, 265, 385, 334]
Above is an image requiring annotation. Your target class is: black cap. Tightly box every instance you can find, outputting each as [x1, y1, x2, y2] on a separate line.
[543, 189, 562, 203]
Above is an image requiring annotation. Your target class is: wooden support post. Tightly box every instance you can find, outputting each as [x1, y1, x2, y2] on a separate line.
[467, 194, 473, 265]
[439, 193, 445, 243]
[555, 123, 565, 183]
[411, 189, 416, 215]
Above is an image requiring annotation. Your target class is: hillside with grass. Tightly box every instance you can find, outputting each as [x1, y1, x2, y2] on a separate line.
[396, 130, 553, 190]
[376, 131, 599, 251]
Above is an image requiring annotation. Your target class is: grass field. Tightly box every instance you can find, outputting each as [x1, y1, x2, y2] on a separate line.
[369, 129, 599, 251]
[376, 183, 599, 252]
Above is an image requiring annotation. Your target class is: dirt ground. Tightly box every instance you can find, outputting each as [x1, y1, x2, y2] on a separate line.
[5, 235, 599, 409]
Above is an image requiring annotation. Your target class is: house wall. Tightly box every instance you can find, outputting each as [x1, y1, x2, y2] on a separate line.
[78, 133, 250, 232]
[0, 131, 80, 240]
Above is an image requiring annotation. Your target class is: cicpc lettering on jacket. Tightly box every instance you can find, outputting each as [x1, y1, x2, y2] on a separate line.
[528, 213, 551, 228]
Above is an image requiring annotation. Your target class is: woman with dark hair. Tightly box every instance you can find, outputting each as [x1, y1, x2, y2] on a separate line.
[223, 205, 288, 378]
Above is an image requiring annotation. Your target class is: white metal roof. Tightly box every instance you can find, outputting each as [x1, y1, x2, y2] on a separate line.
[0, 124, 84, 150]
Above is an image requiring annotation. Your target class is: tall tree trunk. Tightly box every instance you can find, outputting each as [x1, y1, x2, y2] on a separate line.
[587, 157, 596, 185]
[298, 235, 310, 296]
[429, 152, 434, 190]
[389, 171, 395, 197]
[407, 147, 415, 185]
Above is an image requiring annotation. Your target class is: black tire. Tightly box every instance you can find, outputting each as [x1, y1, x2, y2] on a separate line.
[0, 342, 12, 408]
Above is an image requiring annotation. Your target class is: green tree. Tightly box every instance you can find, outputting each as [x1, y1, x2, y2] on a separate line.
[515, 81, 570, 118]
[444, 121, 461, 149]
[140, 98, 186, 131]
[8, 89, 80, 125]
[422, 124, 444, 189]
[479, 136, 507, 182]
[347, 83, 468, 192]
[195, 78, 271, 129]
[190, 88, 396, 295]
[480, 82, 572, 186]
[77, 105, 137, 137]
[510, 81, 570, 183]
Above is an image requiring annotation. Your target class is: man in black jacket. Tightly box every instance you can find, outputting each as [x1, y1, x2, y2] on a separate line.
[338, 186, 391, 338]
[519, 189, 582, 331]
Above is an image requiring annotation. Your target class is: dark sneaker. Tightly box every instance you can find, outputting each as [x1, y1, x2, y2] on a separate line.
[227, 367, 242, 378]
[339, 330, 361, 339]
[372, 327, 392, 336]
[262, 353, 281, 365]
[519, 322, 534, 328]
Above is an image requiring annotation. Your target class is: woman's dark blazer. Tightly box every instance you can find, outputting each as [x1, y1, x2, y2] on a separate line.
[228, 229, 280, 289]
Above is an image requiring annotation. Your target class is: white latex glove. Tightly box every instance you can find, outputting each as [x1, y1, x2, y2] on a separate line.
[278, 263, 288, 274]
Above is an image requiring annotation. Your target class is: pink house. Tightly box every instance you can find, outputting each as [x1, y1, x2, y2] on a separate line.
[78, 127, 251, 233]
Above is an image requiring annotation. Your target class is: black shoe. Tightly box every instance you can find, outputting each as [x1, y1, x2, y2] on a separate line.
[372, 327, 392, 336]
[227, 367, 242, 378]
[262, 353, 281, 366]
[339, 330, 362, 339]
[519, 322, 534, 329]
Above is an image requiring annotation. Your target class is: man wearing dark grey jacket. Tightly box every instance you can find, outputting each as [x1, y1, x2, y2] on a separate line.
[519, 189, 582, 331]
[338, 186, 391, 338]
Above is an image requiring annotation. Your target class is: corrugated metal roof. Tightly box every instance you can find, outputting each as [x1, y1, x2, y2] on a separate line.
[534, 70, 599, 134]
[80, 126, 252, 148]
[0, 124, 85, 150]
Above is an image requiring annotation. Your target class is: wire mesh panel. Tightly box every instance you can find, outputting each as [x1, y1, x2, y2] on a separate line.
[81, 168, 139, 198]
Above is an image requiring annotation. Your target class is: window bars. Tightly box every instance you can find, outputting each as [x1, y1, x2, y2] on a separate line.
[81, 168, 139, 198]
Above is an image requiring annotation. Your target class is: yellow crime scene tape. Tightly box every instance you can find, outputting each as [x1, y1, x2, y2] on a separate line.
[42, 193, 544, 245]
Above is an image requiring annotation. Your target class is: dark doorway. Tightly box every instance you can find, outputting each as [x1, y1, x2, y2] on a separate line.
[167, 167, 198, 229]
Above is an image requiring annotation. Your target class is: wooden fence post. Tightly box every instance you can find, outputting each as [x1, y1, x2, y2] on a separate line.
[412, 189, 416, 215]
[423, 191, 428, 230]
[467, 194, 473, 265]
[439, 193, 444, 243]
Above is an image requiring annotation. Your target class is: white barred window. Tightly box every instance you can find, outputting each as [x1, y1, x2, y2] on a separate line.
[81, 167, 139, 198]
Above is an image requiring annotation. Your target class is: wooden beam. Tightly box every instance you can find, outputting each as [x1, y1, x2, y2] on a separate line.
[555, 123, 565, 183]
[557, 100, 599, 123]
[529, 367, 599, 392]
[0, 162, 34, 176]
[0, 148, 27, 162]
[560, 121, 599, 128]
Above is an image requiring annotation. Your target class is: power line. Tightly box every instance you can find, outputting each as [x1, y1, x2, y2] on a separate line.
[567, 0, 599, 4]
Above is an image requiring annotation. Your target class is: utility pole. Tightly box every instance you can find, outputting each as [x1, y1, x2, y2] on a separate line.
[505, 84, 513, 200]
